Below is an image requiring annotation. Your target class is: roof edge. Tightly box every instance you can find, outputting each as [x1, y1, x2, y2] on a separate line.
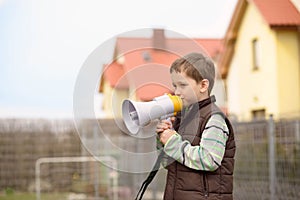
[218, 0, 248, 78]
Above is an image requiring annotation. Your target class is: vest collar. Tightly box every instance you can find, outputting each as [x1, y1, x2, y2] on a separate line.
[178, 95, 216, 128]
[185, 95, 216, 111]
[197, 95, 216, 109]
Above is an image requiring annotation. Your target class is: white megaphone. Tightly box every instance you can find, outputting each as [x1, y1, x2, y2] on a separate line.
[122, 94, 183, 134]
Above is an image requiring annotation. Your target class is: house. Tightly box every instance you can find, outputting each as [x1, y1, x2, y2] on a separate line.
[100, 29, 225, 118]
[219, 0, 300, 121]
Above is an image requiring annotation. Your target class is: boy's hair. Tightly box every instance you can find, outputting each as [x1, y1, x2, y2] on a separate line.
[170, 52, 216, 94]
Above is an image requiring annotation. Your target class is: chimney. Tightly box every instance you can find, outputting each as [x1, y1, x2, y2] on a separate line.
[152, 29, 165, 50]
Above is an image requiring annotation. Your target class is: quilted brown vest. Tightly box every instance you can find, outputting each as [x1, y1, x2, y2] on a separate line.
[163, 96, 236, 200]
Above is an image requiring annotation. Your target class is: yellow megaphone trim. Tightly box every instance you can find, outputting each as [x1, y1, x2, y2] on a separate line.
[167, 94, 183, 112]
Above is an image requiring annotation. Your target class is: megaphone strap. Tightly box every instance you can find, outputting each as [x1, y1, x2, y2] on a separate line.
[134, 150, 165, 200]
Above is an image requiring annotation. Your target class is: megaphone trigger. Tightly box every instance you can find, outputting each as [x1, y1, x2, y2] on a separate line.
[163, 117, 174, 130]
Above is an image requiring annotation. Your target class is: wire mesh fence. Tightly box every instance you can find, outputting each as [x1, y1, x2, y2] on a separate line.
[233, 116, 300, 200]
[0, 116, 299, 200]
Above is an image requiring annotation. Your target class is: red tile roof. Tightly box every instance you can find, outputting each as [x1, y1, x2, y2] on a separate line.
[252, 0, 300, 26]
[103, 33, 223, 101]
[103, 62, 128, 89]
[218, 0, 300, 78]
[194, 39, 224, 59]
[116, 37, 222, 60]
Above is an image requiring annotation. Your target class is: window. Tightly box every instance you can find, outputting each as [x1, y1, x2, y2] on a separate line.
[252, 38, 261, 71]
[252, 109, 266, 120]
[142, 51, 151, 62]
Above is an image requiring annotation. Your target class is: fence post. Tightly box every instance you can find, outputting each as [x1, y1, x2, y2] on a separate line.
[268, 114, 276, 200]
[295, 120, 300, 143]
[93, 126, 100, 200]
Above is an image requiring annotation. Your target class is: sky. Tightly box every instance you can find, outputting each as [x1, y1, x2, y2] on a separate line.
[0, 0, 238, 119]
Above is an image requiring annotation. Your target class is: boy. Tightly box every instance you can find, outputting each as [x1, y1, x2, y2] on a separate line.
[156, 52, 236, 200]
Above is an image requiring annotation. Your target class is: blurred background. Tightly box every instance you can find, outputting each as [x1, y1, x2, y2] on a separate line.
[1, 0, 300, 199]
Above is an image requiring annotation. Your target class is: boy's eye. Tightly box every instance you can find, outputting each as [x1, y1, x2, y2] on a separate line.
[173, 83, 188, 88]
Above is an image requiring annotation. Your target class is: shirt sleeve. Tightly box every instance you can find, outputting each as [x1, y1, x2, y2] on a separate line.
[163, 114, 229, 171]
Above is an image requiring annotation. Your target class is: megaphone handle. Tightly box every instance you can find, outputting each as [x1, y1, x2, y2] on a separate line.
[159, 116, 173, 130]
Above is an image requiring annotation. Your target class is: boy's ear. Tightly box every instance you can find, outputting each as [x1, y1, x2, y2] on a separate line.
[199, 79, 209, 93]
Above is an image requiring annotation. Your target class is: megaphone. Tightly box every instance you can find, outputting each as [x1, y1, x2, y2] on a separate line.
[122, 94, 183, 134]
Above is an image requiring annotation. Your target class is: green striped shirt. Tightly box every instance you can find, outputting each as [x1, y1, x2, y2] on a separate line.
[163, 114, 229, 171]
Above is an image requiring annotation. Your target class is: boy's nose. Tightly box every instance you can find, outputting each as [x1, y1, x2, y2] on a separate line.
[174, 89, 180, 96]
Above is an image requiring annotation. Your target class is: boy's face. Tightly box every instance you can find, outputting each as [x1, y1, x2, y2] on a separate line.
[171, 71, 209, 107]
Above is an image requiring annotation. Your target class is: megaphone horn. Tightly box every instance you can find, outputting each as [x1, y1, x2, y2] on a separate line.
[122, 94, 182, 134]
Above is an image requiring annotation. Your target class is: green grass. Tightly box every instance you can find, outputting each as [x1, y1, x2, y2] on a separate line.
[0, 192, 68, 200]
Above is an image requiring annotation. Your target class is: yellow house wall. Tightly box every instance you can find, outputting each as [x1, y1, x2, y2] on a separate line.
[102, 80, 129, 118]
[276, 31, 300, 117]
[102, 81, 112, 117]
[227, 2, 279, 120]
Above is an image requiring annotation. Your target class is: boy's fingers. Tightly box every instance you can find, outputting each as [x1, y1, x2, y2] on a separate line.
[157, 124, 167, 129]
[170, 117, 176, 122]
[161, 119, 169, 124]
[157, 121, 170, 128]
[156, 126, 169, 133]
[161, 119, 172, 127]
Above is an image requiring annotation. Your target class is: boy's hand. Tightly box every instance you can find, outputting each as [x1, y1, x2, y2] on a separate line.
[156, 118, 176, 145]
[159, 129, 176, 145]
[155, 119, 172, 134]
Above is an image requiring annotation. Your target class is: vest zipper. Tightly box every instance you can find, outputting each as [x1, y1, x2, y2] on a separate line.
[203, 173, 208, 197]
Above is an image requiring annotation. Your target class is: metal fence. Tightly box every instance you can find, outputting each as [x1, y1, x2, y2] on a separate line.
[233, 116, 300, 200]
[0, 117, 299, 200]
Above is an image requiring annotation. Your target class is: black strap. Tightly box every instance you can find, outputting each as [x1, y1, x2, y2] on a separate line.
[135, 150, 165, 200]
